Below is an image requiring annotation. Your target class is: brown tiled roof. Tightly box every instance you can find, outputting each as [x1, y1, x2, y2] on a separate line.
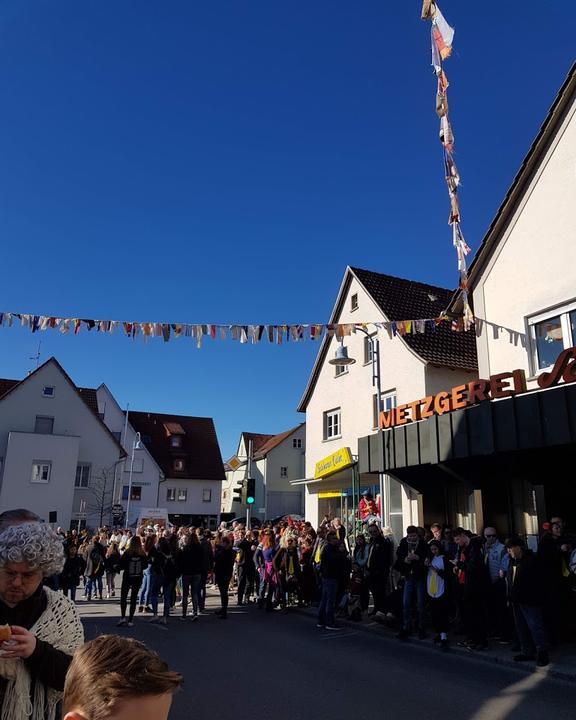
[129, 411, 225, 481]
[351, 267, 478, 372]
[253, 423, 305, 460]
[241, 432, 275, 455]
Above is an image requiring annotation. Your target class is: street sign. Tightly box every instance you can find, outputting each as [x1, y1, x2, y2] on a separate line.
[225, 455, 246, 472]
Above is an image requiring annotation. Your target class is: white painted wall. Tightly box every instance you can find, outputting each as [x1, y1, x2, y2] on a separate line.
[472, 101, 576, 380]
[260, 425, 305, 519]
[0, 361, 123, 530]
[96, 385, 164, 526]
[161, 477, 221, 519]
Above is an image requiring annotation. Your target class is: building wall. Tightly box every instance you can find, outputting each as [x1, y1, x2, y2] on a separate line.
[161, 477, 221, 519]
[0, 361, 123, 530]
[262, 426, 305, 518]
[472, 101, 576, 380]
[2, 432, 80, 528]
[96, 386, 163, 526]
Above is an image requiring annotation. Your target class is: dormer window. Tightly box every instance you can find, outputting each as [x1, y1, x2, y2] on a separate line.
[173, 459, 185, 472]
[170, 436, 182, 448]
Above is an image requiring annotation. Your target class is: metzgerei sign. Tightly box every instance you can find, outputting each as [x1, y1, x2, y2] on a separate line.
[379, 347, 576, 430]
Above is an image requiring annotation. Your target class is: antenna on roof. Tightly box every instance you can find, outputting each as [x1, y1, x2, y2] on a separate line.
[28, 340, 41, 375]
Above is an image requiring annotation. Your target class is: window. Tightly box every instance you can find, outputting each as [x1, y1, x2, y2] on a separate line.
[42, 386, 55, 398]
[75, 464, 90, 488]
[373, 390, 397, 429]
[363, 335, 375, 365]
[170, 436, 182, 448]
[166, 488, 176, 502]
[34, 416, 54, 434]
[528, 302, 576, 372]
[31, 462, 51, 483]
[292, 438, 302, 448]
[122, 486, 141, 501]
[334, 363, 348, 377]
[202, 489, 212, 502]
[173, 459, 185, 472]
[323, 408, 341, 440]
[178, 489, 187, 502]
[280, 467, 288, 477]
[351, 293, 359, 311]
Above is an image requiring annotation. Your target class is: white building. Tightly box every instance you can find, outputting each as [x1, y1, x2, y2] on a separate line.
[297, 266, 477, 539]
[0, 358, 125, 529]
[222, 425, 306, 522]
[128, 411, 225, 529]
[96, 385, 164, 527]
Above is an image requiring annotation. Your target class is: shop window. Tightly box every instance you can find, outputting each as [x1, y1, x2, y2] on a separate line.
[350, 293, 359, 311]
[75, 464, 90, 488]
[528, 302, 576, 372]
[31, 462, 51, 483]
[372, 390, 397, 429]
[323, 408, 341, 440]
[34, 415, 54, 434]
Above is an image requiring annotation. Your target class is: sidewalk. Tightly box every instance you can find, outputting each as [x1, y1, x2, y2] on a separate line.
[300, 606, 576, 682]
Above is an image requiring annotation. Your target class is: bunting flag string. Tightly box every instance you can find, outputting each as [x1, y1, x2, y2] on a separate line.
[0, 310, 472, 348]
[421, 2, 474, 330]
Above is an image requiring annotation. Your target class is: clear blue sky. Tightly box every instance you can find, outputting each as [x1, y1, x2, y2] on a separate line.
[0, 1, 573, 459]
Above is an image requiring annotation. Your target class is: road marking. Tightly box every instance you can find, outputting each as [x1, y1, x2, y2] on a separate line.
[320, 631, 358, 640]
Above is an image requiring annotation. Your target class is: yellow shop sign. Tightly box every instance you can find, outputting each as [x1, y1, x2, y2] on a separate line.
[314, 447, 354, 479]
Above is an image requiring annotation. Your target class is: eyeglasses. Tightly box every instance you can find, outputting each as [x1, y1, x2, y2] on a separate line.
[484, 534, 496, 538]
[0, 568, 42, 583]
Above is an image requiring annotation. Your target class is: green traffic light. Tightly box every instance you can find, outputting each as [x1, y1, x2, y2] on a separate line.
[246, 497, 255, 504]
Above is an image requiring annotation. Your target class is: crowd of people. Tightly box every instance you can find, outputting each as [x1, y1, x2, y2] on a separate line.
[52, 512, 576, 670]
[1, 505, 576, 718]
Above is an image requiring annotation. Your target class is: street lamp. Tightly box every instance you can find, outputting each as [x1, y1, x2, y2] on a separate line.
[329, 328, 385, 529]
[125, 432, 142, 527]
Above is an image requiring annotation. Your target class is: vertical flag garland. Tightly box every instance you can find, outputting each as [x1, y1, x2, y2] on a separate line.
[421, 2, 474, 330]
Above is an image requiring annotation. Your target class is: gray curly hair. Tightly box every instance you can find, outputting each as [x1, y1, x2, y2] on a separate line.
[0, 522, 65, 577]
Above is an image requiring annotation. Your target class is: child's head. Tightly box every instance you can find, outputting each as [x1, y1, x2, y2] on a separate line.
[63, 635, 182, 720]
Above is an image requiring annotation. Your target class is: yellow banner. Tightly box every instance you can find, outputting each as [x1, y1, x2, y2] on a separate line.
[318, 491, 342, 499]
[314, 447, 354, 479]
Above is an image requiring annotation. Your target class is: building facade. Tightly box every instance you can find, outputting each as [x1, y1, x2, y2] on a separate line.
[0, 359, 125, 529]
[298, 266, 477, 540]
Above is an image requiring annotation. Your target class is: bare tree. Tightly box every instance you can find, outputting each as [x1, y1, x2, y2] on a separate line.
[87, 465, 115, 528]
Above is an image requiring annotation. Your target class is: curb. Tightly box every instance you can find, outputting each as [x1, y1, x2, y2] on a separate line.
[297, 606, 576, 683]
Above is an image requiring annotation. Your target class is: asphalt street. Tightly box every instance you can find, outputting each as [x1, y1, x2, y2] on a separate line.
[80, 593, 576, 720]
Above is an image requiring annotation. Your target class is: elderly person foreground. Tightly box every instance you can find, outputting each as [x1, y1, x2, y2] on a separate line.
[0, 515, 84, 720]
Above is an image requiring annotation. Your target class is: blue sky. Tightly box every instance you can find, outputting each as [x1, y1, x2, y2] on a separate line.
[0, 1, 573, 459]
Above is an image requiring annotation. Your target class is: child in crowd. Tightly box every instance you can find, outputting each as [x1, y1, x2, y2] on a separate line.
[63, 634, 182, 720]
[426, 540, 451, 651]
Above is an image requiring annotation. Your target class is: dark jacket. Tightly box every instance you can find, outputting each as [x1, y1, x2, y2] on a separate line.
[120, 552, 148, 580]
[177, 543, 204, 576]
[273, 547, 301, 577]
[395, 537, 429, 579]
[235, 539, 255, 567]
[200, 539, 214, 573]
[214, 546, 235, 582]
[60, 555, 86, 587]
[538, 533, 572, 587]
[507, 550, 546, 606]
[319, 542, 345, 580]
[104, 551, 121, 574]
[455, 537, 490, 595]
[366, 536, 393, 578]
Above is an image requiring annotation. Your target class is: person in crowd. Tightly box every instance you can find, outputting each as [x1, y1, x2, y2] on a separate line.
[426, 540, 451, 651]
[235, 530, 256, 606]
[84, 536, 106, 601]
[365, 524, 393, 619]
[430, 523, 443, 542]
[0, 520, 84, 720]
[483, 527, 510, 641]
[441, 525, 458, 561]
[506, 536, 549, 667]
[317, 531, 343, 630]
[138, 534, 156, 613]
[60, 544, 86, 602]
[332, 517, 347, 545]
[538, 516, 574, 642]
[104, 542, 121, 599]
[299, 536, 316, 606]
[352, 533, 370, 613]
[63, 635, 182, 720]
[395, 525, 430, 639]
[117, 536, 148, 628]
[358, 490, 379, 524]
[273, 535, 301, 609]
[453, 527, 490, 650]
[177, 531, 203, 621]
[214, 536, 235, 619]
[255, 529, 278, 611]
[149, 537, 179, 625]
[199, 529, 214, 612]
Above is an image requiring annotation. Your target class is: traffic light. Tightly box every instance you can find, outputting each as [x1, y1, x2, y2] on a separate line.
[232, 480, 244, 504]
[246, 478, 255, 505]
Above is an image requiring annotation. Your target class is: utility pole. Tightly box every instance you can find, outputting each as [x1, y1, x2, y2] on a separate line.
[246, 439, 253, 529]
